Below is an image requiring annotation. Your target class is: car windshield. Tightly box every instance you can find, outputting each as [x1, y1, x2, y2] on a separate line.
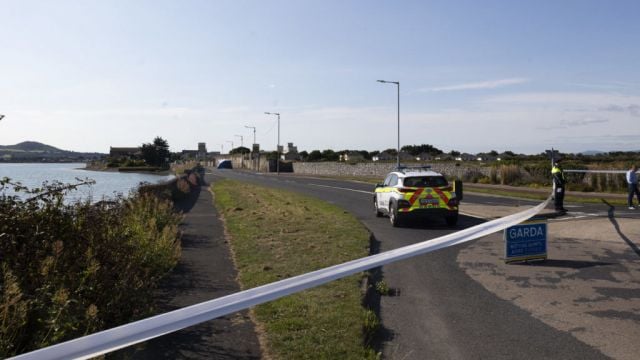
[403, 176, 448, 187]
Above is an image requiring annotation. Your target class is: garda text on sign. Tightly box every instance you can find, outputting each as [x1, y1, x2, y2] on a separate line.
[504, 218, 547, 263]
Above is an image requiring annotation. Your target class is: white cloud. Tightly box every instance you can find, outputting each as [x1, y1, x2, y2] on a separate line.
[422, 78, 529, 92]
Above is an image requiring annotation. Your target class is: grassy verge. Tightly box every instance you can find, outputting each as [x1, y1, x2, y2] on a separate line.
[212, 180, 378, 359]
[462, 184, 627, 206]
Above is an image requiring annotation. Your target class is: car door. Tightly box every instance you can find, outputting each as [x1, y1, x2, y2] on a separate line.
[378, 174, 398, 209]
[377, 174, 393, 209]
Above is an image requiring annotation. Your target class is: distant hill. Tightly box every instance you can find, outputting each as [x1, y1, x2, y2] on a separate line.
[0, 141, 105, 162]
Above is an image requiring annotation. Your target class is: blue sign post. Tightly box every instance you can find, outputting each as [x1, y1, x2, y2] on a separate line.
[504, 218, 547, 263]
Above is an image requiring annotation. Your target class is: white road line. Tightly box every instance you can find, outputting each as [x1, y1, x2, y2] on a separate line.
[308, 183, 373, 194]
[458, 211, 488, 220]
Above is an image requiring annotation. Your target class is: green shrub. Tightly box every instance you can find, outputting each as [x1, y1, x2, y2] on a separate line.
[499, 165, 522, 185]
[0, 178, 182, 357]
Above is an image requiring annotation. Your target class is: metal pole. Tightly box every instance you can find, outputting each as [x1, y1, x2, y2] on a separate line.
[397, 82, 400, 169]
[377, 80, 401, 168]
[245, 126, 256, 146]
[265, 112, 281, 174]
[277, 113, 280, 175]
[245, 125, 257, 170]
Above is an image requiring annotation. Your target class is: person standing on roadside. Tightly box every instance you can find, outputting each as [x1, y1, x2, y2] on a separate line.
[552, 159, 567, 213]
[626, 165, 639, 209]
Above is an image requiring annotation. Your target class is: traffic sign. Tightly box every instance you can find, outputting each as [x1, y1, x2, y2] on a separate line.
[504, 218, 547, 263]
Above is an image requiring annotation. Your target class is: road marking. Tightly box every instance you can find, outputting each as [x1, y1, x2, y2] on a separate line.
[308, 183, 373, 194]
[459, 211, 489, 220]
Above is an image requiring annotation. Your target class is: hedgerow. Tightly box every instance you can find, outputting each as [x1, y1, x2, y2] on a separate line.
[0, 178, 182, 357]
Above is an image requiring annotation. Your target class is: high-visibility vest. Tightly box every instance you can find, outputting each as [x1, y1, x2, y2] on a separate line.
[552, 166, 565, 184]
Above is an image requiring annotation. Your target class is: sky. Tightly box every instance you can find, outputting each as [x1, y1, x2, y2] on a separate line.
[1, 0, 639, 155]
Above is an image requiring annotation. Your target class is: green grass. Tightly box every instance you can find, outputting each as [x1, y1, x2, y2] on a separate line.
[462, 184, 627, 206]
[212, 180, 378, 359]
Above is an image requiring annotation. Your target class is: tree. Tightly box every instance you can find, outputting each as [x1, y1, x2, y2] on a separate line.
[358, 150, 371, 160]
[321, 149, 339, 161]
[230, 146, 250, 155]
[449, 150, 461, 157]
[299, 150, 309, 160]
[266, 151, 279, 160]
[382, 148, 398, 156]
[401, 144, 443, 156]
[141, 136, 170, 168]
[307, 150, 322, 162]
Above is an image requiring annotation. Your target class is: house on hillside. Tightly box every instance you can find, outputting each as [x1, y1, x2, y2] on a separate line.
[373, 151, 395, 162]
[456, 153, 476, 161]
[416, 152, 433, 161]
[434, 154, 454, 161]
[475, 153, 498, 162]
[340, 151, 365, 162]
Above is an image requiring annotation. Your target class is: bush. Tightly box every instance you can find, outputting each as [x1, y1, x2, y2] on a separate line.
[0, 178, 182, 357]
[499, 165, 522, 185]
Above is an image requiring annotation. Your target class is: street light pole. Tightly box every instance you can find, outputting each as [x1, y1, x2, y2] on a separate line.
[235, 135, 244, 148]
[377, 80, 400, 168]
[245, 125, 256, 147]
[264, 112, 281, 174]
[227, 140, 233, 153]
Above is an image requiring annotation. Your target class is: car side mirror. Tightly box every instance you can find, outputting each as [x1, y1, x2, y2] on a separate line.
[454, 179, 463, 201]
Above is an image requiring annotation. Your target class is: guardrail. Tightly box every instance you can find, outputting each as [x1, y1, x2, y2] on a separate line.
[12, 195, 552, 360]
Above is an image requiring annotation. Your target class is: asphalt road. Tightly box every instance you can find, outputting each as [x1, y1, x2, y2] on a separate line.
[209, 169, 613, 359]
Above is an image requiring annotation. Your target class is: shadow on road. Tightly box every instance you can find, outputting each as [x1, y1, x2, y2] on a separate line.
[602, 199, 640, 257]
[364, 233, 395, 353]
[512, 259, 614, 269]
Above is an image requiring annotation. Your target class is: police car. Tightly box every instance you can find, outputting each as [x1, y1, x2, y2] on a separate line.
[374, 166, 462, 227]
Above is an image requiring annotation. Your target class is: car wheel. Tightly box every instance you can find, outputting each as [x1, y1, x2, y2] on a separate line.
[389, 202, 401, 227]
[445, 214, 458, 227]
[374, 196, 383, 217]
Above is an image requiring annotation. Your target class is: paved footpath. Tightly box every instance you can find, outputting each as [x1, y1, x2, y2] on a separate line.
[115, 175, 262, 359]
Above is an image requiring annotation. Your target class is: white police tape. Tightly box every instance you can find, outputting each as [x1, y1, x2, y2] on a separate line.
[564, 169, 630, 174]
[12, 195, 552, 360]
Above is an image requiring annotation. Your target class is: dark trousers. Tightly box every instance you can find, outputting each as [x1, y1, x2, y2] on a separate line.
[554, 186, 565, 210]
[628, 183, 640, 207]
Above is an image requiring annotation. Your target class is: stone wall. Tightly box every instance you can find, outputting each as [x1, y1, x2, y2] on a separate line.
[291, 162, 491, 179]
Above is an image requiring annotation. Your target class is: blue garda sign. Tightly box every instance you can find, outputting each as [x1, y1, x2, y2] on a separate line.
[504, 218, 547, 263]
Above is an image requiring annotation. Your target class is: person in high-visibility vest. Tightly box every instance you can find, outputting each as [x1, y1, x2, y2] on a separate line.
[552, 159, 567, 213]
[626, 165, 639, 209]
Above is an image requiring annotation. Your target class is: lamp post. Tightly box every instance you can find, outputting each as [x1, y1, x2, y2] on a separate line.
[245, 125, 256, 147]
[245, 125, 257, 170]
[235, 135, 244, 148]
[264, 112, 281, 174]
[377, 80, 400, 168]
[227, 140, 233, 153]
